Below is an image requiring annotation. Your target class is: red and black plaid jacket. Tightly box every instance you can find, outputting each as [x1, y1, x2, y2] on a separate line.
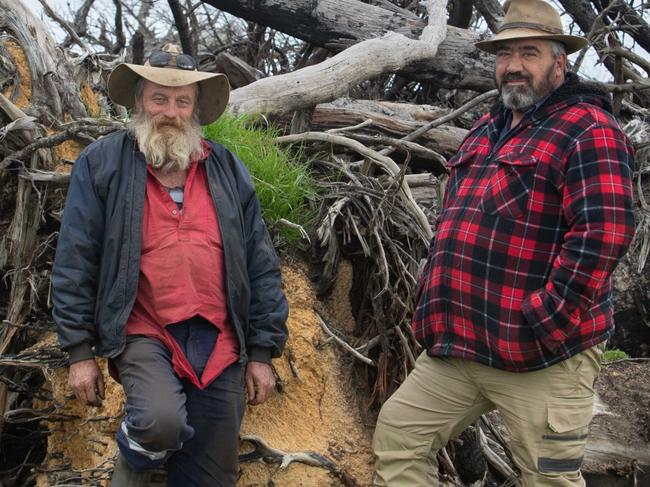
[413, 75, 635, 372]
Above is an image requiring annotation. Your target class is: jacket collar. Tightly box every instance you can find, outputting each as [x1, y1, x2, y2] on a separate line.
[485, 73, 613, 144]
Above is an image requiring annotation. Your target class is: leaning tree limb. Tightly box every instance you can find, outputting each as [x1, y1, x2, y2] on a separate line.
[602, 47, 650, 77]
[0, 122, 122, 171]
[229, 0, 448, 117]
[474, 0, 505, 33]
[35, 0, 94, 58]
[206, 0, 495, 92]
[239, 435, 358, 487]
[343, 132, 448, 172]
[62, 0, 95, 48]
[168, 0, 195, 57]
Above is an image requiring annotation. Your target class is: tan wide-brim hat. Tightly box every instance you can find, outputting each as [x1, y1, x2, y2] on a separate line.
[475, 0, 588, 54]
[107, 47, 230, 125]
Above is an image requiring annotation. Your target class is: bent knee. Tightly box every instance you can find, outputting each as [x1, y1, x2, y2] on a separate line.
[128, 409, 191, 452]
[375, 394, 403, 432]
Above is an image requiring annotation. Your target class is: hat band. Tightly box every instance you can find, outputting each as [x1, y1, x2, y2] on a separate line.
[498, 21, 564, 35]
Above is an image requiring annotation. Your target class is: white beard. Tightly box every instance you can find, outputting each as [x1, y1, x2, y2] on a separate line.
[129, 111, 204, 172]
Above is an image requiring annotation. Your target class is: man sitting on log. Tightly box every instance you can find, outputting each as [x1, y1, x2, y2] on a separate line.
[51, 43, 289, 486]
[372, 0, 635, 485]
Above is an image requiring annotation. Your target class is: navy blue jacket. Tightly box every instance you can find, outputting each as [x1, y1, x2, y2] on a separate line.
[52, 130, 288, 364]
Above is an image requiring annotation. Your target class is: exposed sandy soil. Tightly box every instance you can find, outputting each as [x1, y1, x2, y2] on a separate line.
[35, 262, 374, 486]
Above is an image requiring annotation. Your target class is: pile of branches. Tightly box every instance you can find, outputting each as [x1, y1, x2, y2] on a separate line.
[313, 161, 430, 403]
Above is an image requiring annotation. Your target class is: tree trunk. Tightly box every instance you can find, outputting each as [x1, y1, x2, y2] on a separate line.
[0, 0, 88, 119]
[308, 99, 467, 158]
[204, 0, 496, 91]
[229, 0, 450, 116]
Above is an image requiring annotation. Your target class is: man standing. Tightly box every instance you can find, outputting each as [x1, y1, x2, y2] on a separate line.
[52, 44, 288, 486]
[372, 0, 635, 485]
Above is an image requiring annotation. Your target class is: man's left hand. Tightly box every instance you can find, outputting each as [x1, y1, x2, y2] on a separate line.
[245, 362, 276, 405]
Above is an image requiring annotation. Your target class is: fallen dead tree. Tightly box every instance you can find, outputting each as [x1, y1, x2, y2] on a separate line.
[204, 0, 497, 91]
[228, 0, 449, 116]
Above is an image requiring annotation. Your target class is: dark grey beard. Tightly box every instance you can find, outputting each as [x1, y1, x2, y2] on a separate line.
[500, 84, 539, 112]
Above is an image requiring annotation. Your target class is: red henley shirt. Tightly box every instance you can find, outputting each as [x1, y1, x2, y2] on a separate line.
[125, 145, 239, 389]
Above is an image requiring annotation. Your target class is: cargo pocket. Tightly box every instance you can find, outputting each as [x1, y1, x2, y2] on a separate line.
[480, 154, 537, 220]
[538, 396, 593, 473]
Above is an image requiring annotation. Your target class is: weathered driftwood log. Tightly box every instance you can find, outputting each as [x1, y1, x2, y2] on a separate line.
[229, 0, 449, 117]
[309, 99, 468, 158]
[204, 0, 495, 91]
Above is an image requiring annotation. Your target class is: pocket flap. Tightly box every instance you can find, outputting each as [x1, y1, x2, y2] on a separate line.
[447, 149, 478, 168]
[547, 397, 593, 434]
[494, 153, 537, 167]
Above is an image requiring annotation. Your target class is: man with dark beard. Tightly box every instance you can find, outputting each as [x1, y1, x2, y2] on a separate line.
[372, 0, 635, 485]
[52, 44, 288, 486]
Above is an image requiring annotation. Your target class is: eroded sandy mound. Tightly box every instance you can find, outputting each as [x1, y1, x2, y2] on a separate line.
[35, 262, 373, 486]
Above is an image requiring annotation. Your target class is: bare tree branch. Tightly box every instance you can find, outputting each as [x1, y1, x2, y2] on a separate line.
[474, 0, 505, 33]
[448, 0, 474, 28]
[168, 0, 195, 56]
[35, 0, 94, 56]
[111, 0, 126, 54]
[63, 0, 95, 48]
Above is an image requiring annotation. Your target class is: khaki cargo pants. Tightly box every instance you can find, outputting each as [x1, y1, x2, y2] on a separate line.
[372, 347, 602, 486]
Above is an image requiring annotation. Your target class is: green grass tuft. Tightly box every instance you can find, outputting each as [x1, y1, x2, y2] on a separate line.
[203, 114, 317, 245]
[602, 348, 630, 363]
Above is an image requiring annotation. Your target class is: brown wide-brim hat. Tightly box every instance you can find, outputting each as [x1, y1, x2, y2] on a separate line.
[475, 0, 588, 54]
[107, 47, 230, 125]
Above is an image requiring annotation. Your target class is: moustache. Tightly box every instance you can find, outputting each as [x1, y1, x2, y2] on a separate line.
[502, 73, 531, 83]
[151, 116, 184, 130]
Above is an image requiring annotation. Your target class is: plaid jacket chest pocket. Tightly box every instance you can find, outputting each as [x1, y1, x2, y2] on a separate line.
[480, 154, 537, 220]
[445, 148, 479, 200]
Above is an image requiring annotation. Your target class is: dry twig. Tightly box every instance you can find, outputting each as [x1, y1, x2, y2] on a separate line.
[239, 434, 358, 487]
[314, 309, 375, 367]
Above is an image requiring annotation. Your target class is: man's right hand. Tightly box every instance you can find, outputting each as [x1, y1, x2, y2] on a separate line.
[68, 359, 105, 406]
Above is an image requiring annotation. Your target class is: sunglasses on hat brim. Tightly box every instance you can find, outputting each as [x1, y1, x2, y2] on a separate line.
[148, 51, 197, 71]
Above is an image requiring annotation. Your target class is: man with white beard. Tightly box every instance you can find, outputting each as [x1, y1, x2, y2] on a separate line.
[372, 0, 635, 485]
[52, 44, 288, 486]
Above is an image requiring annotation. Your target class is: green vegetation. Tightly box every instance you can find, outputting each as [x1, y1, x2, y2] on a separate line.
[602, 348, 630, 363]
[204, 114, 317, 244]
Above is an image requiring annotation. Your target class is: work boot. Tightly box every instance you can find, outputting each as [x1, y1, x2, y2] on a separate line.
[109, 454, 152, 487]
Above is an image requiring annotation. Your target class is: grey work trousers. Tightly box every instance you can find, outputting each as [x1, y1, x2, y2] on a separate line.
[112, 319, 245, 487]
